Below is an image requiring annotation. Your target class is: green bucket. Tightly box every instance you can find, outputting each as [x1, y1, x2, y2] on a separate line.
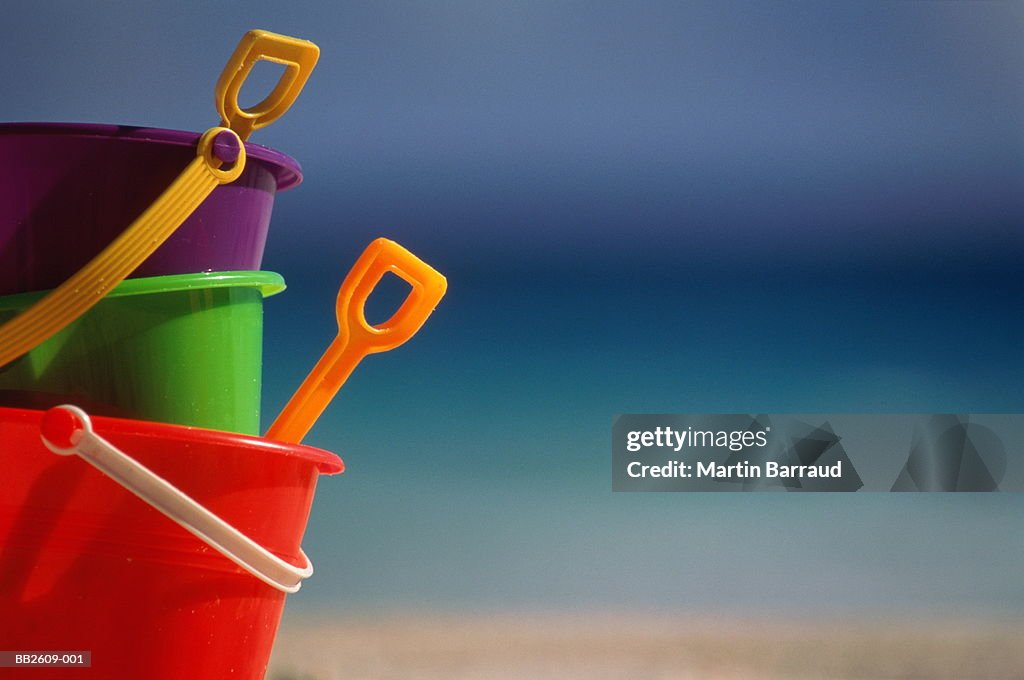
[0, 271, 285, 435]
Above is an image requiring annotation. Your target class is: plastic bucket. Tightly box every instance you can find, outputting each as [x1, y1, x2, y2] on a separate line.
[0, 271, 285, 434]
[0, 123, 302, 296]
[0, 406, 342, 679]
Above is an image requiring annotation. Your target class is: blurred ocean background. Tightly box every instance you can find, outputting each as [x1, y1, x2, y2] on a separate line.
[2, 1, 1022, 669]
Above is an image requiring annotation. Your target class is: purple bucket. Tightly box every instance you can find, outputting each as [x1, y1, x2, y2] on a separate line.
[0, 123, 302, 296]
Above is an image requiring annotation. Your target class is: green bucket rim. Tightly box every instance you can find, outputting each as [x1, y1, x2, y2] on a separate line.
[0, 271, 287, 312]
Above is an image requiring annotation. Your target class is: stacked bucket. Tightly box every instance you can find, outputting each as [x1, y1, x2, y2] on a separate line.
[0, 123, 293, 433]
[0, 31, 445, 679]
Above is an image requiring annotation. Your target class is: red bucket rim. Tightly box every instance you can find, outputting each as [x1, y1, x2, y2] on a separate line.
[0, 406, 343, 474]
[0, 122, 303, 192]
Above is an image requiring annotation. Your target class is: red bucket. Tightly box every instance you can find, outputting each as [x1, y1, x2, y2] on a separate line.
[0, 406, 343, 679]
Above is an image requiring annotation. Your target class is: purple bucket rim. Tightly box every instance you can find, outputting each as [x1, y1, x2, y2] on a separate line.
[0, 122, 303, 192]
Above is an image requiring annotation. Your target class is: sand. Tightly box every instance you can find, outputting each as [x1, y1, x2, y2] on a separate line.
[268, 612, 1024, 679]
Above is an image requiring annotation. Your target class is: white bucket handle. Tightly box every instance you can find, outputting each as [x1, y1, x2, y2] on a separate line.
[39, 405, 313, 594]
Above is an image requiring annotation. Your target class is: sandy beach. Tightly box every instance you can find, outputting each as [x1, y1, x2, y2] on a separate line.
[268, 612, 1024, 679]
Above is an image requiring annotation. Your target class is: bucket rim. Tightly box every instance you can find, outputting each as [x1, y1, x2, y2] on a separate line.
[0, 122, 303, 192]
[0, 406, 344, 474]
[0, 271, 287, 311]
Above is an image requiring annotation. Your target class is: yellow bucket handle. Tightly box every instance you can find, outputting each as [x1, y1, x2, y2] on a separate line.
[0, 30, 318, 369]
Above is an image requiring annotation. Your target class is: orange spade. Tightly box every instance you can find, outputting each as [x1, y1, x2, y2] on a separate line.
[265, 238, 447, 443]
